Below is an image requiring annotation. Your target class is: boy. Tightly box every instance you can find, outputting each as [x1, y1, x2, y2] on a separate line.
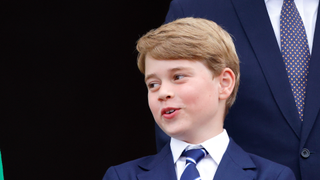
[103, 17, 295, 180]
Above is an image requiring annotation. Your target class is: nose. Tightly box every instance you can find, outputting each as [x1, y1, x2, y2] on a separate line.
[158, 83, 174, 101]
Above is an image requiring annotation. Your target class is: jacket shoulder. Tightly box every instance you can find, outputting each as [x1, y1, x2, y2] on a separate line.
[102, 155, 153, 180]
[248, 153, 296, 180]
[102, 143, 173, 180]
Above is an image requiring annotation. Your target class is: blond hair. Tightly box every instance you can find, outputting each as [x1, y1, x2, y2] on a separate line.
[136, 17, 240, 114]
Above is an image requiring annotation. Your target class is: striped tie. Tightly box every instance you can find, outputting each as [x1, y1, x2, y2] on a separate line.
[280, 0, 311, 121]
[180, 148, 208, 180]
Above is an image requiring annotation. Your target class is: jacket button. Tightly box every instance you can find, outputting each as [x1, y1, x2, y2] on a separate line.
[301, 148, 310, 159]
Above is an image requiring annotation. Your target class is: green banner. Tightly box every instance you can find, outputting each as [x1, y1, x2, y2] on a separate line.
[0, 151, 4, 180]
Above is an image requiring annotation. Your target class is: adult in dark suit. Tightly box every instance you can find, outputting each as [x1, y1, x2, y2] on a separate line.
[155, 0, 320, 179]
[103, 139, 295, 180]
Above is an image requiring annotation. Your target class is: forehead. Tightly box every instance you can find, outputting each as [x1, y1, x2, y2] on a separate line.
[145, 56, 194, 71]
[144, 55, 213, 79]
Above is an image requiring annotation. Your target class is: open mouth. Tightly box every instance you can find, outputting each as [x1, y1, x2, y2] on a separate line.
[165, 109, 175, 114]
[161, 107, 179, 116]
[161, 107, 179, 119]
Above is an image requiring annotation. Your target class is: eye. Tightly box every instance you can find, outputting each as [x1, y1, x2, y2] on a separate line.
[174, 74, 185, 80]
[147, 82, 160, 89]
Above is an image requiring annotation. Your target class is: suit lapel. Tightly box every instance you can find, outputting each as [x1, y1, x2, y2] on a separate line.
[300, 2, 320, 146]
[137, 142, 177, 180]
[214, 139, 255, 180]
[231, 0, 301, 138]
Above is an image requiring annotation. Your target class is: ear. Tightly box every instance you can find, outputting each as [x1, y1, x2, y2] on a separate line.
[218, 68, 235, 100]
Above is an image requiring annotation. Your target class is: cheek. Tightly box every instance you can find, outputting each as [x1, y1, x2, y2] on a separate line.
[179, 86, 202, 106]
[181, 84, 217, 109]
[148, 93, 159, 116]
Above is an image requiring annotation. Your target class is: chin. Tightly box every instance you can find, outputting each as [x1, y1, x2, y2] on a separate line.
[165, 129, 187, 140]
[159, 122, 189, 138]
[163, 130, 181, 137]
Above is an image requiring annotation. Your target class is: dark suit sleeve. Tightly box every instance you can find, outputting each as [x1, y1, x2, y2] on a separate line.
[277, 166, 296, 180]
[165, 0, 185, 23]
[102, 166, 120, 180]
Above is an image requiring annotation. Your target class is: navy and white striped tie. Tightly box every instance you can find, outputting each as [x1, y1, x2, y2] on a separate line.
[180, 148, 208, 180]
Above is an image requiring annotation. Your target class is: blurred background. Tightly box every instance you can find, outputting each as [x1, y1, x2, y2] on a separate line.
[2, 1, 172, 179]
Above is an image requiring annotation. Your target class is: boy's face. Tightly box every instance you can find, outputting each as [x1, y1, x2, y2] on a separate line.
[145, 55, 228, 144]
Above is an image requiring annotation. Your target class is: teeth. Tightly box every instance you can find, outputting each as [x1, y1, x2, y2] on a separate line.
[166, 110, 175, 114]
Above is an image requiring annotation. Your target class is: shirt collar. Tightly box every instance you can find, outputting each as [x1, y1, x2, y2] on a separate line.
[170, 129, 230, 165]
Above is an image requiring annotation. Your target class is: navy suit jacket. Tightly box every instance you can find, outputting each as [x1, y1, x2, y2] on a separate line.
[155, 0, 320, 179]
[103, 139, 295, 180]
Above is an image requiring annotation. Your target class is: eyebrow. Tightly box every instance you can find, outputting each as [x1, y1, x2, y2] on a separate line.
[145, 73, 157, 83]
[144, 66, 193, 82]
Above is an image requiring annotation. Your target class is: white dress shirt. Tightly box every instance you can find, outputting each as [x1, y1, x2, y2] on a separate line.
[265, 0, 319, 53]
[170, 129, 229, 180]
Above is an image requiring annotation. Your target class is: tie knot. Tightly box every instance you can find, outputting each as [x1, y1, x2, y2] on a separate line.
[182, 148, 208, 165]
